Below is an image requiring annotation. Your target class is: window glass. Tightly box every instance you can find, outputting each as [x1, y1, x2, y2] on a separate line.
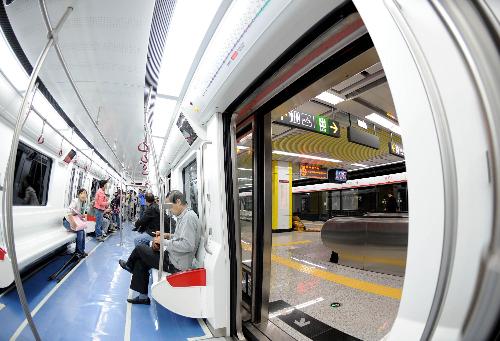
[13, 142, 52, 206]
[342, 188, 359, 211]
[66, 167, 76, 206]
[237, 128, 253, 303]
[182, 160, 198, 215]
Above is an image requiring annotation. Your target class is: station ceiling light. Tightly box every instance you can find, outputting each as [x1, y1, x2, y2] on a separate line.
[365, 113, 402, 136]
[237, 145, 250, 150]
[351, 163, 368, 168]
[315, 91, 344, 106]
[273, 150, 342, 163]
[238, 167, 252, 171]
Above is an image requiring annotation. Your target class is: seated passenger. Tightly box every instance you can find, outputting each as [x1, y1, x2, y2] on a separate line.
[118, 190, 201, 305]
[132, 192, 160, 246]
[63, 188, 88, 258]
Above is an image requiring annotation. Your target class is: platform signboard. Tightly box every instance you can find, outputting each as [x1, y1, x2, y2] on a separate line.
[347, 126, 380, 149]
[388, 141, 404, 158]
[276, 110, 340, 138]
[300, 164, 328, 179]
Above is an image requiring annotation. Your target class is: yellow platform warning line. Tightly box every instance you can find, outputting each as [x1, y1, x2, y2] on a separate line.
[271, 254, 402, 300]
[272, 240, 312, 247]
[341, 253, 406, 268]
[240, 242, 402, 300]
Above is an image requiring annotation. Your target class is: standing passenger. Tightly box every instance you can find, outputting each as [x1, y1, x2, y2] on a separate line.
[63, 188, 88, 258]
[386, 193, 398, 213]
[111, 191, 121, 230]
[138, 189, 146, 219]
[94, 180, 110, 242]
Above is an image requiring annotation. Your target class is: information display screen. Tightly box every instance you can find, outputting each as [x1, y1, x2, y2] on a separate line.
[63, 149, 76, 164]
[328, 168, 347, 183]
[276, 110, 340, 138]
[300, 164, 328, 179]
[177, 113, 198, 146]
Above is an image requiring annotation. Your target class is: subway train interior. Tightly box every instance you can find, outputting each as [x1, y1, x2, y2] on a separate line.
[0, 0, 499, 340]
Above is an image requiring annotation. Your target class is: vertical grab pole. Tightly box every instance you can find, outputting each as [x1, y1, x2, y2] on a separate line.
[1, 7, 73, 340]
[199, 141, 213, 255]
[119, 169, 124, 246]
[143, 87, 165, 281]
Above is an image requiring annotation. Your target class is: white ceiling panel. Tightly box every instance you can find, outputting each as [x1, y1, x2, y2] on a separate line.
[5, 0, 156, 178]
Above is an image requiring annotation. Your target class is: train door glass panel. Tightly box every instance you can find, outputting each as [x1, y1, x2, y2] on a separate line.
[342, 188, 359, 211]
[237, 128, 254, 306]
[329, 190, 341, 216]
[182, 160, 198, 216]
[13, 142, 53, 206]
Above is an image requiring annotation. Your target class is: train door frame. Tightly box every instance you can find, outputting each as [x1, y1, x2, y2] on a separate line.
[224, 3, 373, 338]
[226, 1, 500, 339]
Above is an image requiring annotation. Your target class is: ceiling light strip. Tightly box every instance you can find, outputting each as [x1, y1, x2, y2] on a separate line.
[158, 0, 232, 164]
[273, 150, 342, 163]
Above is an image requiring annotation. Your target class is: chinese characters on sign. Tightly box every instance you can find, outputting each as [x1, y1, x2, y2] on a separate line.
[277, 110, 340, 138]
[300, 164, 328, 179]
[388, 141, 404, 158]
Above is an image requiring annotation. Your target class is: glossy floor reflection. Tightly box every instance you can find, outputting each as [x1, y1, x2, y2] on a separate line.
[242, 221, 404, 341]
[0, 222, 208, 341]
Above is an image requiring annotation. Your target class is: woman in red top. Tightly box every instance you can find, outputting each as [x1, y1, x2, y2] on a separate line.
[94, 179, 110, 242]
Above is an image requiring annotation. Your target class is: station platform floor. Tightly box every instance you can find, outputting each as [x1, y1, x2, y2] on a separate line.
[241, 220, 404, 341]
[0, 222, 211, 341]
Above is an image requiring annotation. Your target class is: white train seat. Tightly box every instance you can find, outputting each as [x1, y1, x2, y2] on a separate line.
[0, 208, 77, 288]
[151, 235, 214, 318]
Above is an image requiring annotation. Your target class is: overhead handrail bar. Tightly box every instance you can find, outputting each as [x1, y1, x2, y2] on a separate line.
[38, 0, 123, 168]
[143, 87, 166, 281]
[198, 140, 213, 255]
[1, 7, 73, 340]
[0, 68, 119, 181]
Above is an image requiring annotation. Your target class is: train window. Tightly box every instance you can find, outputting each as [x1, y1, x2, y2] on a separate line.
[182, 160, 198, 215]
[13, 142, 53, 206]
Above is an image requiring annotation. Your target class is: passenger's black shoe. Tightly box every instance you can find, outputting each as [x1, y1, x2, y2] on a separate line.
[127, 296, 150, 305]
[119, 259, 132, 273]
[75, 252, 87, 259]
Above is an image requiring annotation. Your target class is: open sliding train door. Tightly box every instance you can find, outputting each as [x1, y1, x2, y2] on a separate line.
[225, 0, 500, 340]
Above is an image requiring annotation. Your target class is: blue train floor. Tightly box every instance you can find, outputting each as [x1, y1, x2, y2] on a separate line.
[0, 222, 209, 341]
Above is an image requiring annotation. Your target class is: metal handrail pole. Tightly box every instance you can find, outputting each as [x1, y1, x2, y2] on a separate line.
[38, 0, 122, 166]
[143, 88, 165, 281]
[2, 7, 72, 340]
[119, 169, 124, 246]
[199, 141, 213, 255]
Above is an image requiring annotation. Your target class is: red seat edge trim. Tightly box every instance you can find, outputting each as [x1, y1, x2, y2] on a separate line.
[166, 268, 206, 287]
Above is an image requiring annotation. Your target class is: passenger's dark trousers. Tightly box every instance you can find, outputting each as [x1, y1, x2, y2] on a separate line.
[126, 244, 174, 295]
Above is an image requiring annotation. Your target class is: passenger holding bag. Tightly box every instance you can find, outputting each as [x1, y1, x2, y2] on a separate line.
[63, 188, 88, 258]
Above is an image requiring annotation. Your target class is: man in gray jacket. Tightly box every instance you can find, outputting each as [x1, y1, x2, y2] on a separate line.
[119, 190, 201, 305]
